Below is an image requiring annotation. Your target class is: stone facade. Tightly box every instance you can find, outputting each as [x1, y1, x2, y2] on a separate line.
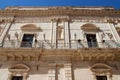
[0, 6, 120, 80]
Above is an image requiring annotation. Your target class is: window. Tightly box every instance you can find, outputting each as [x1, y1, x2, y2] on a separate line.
[86, 34, 98, 48]
[8, 64, 30, 80]
[91, 63, 112, 80]
[96, 76, 107, 80]
[81, 23, 100, 48]
[21, 34, 34, 47]
[12, 76, 23, 80]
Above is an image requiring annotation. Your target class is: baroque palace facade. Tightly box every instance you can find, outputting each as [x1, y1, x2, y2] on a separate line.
[0, 6, 120, 80]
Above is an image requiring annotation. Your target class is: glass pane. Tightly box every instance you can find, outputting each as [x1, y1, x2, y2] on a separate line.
[96, 76, 107, 80]
[21, 34, 34, 47]
[12, 76, 23, 80]
[86, 34, 98, 48]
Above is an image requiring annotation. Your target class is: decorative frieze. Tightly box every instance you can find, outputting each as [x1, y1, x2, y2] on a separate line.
[0, 48, 119, 61]
[1, 7, 120, 17]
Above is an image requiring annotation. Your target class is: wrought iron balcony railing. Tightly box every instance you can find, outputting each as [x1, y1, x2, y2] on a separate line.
[1, 40, 120, 49]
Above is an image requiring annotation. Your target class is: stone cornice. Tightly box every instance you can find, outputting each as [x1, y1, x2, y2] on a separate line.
[0, 8, 120, 17]
[0, 48, 119, 61]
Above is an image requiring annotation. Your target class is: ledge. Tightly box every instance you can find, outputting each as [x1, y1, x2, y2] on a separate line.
[0, 48, 119, 61]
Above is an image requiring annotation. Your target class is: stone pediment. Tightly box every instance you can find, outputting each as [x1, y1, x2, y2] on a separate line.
[21, 24, 43, 32]
[9, 64, 30, 72]
[91, 63, 112, 73]
[81, 23, 100, 32]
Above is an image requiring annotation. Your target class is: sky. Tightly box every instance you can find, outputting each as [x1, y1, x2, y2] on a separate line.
[0, 0, 120, 9]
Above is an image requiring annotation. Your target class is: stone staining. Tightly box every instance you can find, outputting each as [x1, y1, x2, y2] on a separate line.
[116, 27, 120, 36]
[0, 24, 4, 36]
[101, 33, 105, 39]
[0, 26, 2, 33]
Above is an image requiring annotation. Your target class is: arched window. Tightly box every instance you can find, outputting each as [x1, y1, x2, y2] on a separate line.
[81, 23, 101, 48]
[8, 64, 30, 80]
[20, 24, 43, 47]
[91, 63, 112, 80]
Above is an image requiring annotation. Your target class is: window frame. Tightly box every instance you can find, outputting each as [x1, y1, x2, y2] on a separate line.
[91, 63, 112, 80]
[8, 64, 30, 80]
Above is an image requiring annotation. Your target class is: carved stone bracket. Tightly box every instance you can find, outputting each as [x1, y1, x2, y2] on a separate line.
[0, 48, 119, 61]
[51, 17, 70, 23]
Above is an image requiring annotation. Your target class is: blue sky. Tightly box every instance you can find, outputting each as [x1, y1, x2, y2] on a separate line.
[0, 0, 120, 9]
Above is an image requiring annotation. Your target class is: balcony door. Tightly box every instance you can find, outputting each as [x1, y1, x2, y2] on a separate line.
[12, 76, 23, 80]
[86, 34, 97, 48]
[21, 34, 34, 47]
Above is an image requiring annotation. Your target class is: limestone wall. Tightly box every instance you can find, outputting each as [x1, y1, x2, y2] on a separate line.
[0, 61, 119, 80]
[0, 16, 119, 48]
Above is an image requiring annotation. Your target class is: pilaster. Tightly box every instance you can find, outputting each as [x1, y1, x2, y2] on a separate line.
[51, 20, 57, 48]
[64, 21, 70, 48]
[64, 64, 72, 80]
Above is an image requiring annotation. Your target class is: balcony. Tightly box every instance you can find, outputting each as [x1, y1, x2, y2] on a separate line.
[1, 40, 120, 49]
[0, 40, 120, 62]
[0, 47, 119, 61]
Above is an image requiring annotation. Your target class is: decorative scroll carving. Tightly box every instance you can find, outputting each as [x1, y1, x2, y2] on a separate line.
[101, 33, 105, 39]
[107, 18, 118, 24]
[106, 33, 113, 39]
